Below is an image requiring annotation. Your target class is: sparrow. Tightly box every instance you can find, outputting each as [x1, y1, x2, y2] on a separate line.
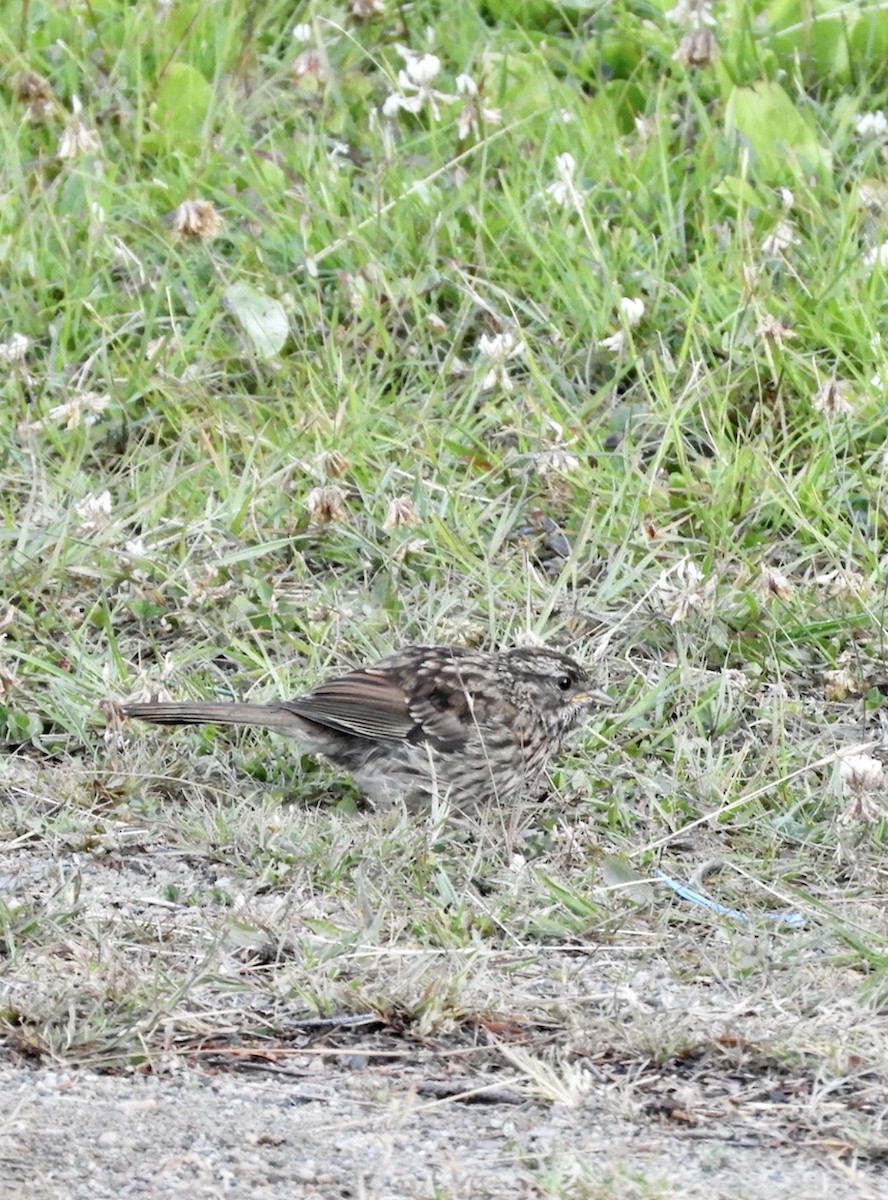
[123, 644, 609, 809]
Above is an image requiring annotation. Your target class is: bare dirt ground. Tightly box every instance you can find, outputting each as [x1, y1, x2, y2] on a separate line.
[2, 1057, 883, 1200]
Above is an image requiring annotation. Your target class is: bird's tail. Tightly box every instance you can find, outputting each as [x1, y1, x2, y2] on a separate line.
[123, 701, 298, 733]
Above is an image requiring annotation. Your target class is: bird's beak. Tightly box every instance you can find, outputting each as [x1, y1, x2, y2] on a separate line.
[571, 688, 613, 707]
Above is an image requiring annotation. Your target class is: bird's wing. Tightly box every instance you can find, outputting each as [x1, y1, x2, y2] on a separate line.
[404, 691, 476, 749]
[283, 665, 473, 746]
[283, 669, 418, 741]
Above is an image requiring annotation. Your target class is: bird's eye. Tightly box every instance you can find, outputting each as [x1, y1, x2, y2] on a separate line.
[556, 674, 573, 691]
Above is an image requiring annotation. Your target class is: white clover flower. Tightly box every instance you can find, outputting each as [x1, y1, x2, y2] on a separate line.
[382, 92, 408, 118]
[171, 199, 223, 240]
[384, 494, 421, 528]
[0, 333, 30, 366]
[757, 314, 794, 345]
[665, 0, 716, 28]
[760, 568, 792, 601]
[761, 220, 799, 256]
[838, 754, 885, 825]
[534, 445, 580, 476]
[618, 297, 645, 326]
[455, 74, 501, 141]
[403, 51, 441, 86]
[15, 70, 55, 122]
[824, 667, 860, 701]
[75, 490, 113, 534]
[634, 115, 657, 142]
[26, 392, 109, 432]
[673, 28, 720, 66]
[317, 449, 350, 479]
[477, 330, 526, 392]
[657, 558, 714, 624]
[306, 485, 347, 524]
[327, 141, 352, 169]
[57, 100, 100, 160]
[545, 153, 583, 209]
[293, 49, 327, 83]
[383, 46, 455, 121]
[813, 377, 854, 419]
[854, 111, 888, 138]
[600, 297, 643, 352]
[599, 330, 627, 354]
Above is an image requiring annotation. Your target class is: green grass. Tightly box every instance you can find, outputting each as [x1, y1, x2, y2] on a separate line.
[2, 0, 888, 1164]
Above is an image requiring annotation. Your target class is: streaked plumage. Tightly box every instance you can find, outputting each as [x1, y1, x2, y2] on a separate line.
[123, 645, 609, 809]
